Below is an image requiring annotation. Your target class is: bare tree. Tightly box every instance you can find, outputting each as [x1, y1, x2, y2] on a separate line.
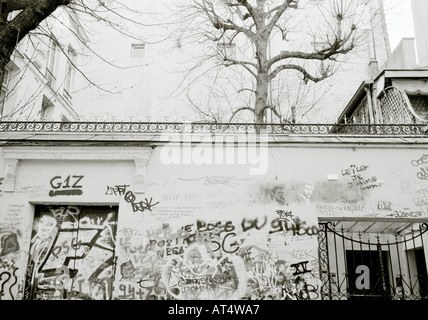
[167, 0, 372, 124]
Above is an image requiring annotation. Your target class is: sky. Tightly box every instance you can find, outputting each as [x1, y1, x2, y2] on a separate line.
[384, 0, 416, 51]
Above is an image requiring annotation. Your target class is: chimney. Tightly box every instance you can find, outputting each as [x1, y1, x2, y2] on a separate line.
[369, 60, 379, 79]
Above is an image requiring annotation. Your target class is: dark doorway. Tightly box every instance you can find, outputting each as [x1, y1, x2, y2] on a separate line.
[346, 250, 391, 300]
[415, 248, 428, 299]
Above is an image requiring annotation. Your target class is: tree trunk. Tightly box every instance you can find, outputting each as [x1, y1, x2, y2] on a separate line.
[255, 73, 269, 124]
[254, 31, 269, 124]
[253, 2, 269, 125]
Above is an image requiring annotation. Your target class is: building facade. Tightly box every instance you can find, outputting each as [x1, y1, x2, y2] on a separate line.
[0, 122, 427, 300]
[337, 0, 428, 127]
[0, 7, 90, 122]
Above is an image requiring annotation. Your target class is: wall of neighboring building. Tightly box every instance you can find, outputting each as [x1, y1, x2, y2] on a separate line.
[0, 8, 89, 121]
[69, 0, 391, 123]
[0, 139, 428, 300]
[412, 0, 428, 68]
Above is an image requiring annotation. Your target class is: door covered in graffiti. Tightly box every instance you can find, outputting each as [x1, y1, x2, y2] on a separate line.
[24, 205, 118, 300]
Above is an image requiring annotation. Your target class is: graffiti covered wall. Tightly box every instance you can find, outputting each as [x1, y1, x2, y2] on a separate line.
[0, 144, 428, 300]
[112, 145, 428, 300]
[0, 159, 134, 300]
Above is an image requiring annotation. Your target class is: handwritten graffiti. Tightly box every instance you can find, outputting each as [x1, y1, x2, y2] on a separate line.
[411, 155, 428, 180]
[49, 175, 84, 197]
[124, 190, 159, 213]
[118, 283, 146, 300]
[163, 243, 247, 300]
[316, 201, 366, 216]
[116, 213, 321, 300]
[241, 217, 267, 233]
[342, 164, 382, 191]
[341, 164, 369, 176]
[48, 205, 80, 223]
[270, 217, 319, 237]
[106, 185, 129, 196]
[290, 261, 311, 275]
[141, 216, 318, 261]
[412, 155, 428, 167]
[136, 274, 165, 300]
[417, 168, 428, 180]
[414, 198, 428, 207]
[118, 227, 141, 236]
[416, 188, 428, 198]
[289, 248, 318, 261]
[24, 205, 118, 300]
[179, 176, 254, 188]
[386, 210, 423, 218]
[241, 247, 319, 300]
[0, 265, 18, 300]
[245, 251, 284, 299]
[131, 198, 160, 213]
[0, 229, 20, 300]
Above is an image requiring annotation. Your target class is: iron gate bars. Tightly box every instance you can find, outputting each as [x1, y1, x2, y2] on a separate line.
[318, 222, 428, 300]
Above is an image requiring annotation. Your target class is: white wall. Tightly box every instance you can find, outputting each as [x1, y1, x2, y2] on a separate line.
[1, 141, 428, 300]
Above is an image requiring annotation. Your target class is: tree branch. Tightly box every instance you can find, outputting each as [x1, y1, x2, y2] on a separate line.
[197, 0, 256, 41]
[265, 0, 295, 34]
[269, 63, 330, 83]
[262, 104, 283, 121]
[229, 106, 255, 122]
[267, 26, 356, 70]
[222, 57, 258, 78]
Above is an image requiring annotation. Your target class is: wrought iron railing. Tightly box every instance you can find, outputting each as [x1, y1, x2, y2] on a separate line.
[0, 121, 428, 136]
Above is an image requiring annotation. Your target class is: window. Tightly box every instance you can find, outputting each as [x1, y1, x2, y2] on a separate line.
[64, 46, 76, 101]
[40, 95, 55, 121]
[408, 94, 428, 121]
[46, 38, 58, 87]
[311, 41, 328, 51]
[131, 43, 145, 57]
[98, 0, 113, 7]
[0, 68, 10, 118]
[61, 114, 71, 122]
[24, 205, 119, 300]
[217, 42, 236, 61]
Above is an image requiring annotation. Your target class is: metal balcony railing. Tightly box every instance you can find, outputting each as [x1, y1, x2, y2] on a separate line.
[0, 121, 428, 136]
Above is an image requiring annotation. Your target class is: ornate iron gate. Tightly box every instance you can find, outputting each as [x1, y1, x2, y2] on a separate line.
[318, 221, 428, 300]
